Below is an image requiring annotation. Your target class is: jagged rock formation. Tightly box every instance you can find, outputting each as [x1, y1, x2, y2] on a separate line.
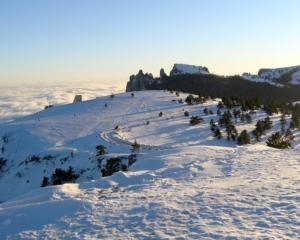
[73, 95, 82, 103]
[170, 64, 209, 76]
[126, 64, 209, 92]
[160, 68, 167, 79]
[126, 70, 154, 92]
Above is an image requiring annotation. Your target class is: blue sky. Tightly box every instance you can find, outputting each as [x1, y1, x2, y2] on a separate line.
[0, 0, 299, 87]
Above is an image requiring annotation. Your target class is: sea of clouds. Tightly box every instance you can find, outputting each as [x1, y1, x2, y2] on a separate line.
[0, 82, 124, 122]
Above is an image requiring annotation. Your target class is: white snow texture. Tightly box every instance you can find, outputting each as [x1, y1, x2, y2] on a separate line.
[0, 90, 299, 239]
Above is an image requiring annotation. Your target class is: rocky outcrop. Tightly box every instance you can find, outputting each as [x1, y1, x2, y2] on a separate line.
[126, 64, 210, 92]
[170, 64, 209, 76]
[126, 70, 154, 92]
[160, 68, 167, 79]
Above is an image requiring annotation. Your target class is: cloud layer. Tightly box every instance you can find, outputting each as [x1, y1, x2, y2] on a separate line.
[0, 82, 123, 122]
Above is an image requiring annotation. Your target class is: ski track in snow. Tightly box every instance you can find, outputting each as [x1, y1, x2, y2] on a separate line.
[0, 91, 299, 239]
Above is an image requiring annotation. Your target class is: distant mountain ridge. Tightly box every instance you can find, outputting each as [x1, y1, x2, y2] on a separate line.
[242, 65, 300, 86]
[126, 64, 300, 102]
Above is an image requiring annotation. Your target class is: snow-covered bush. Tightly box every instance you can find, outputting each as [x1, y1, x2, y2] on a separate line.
[266, 132, 293, 149]
[185, 95, 194, 105]
[190, 116, 204, 126]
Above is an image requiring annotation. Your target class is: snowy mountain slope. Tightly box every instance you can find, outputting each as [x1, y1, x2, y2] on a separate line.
[0, 91, 299, 239]
[243, 65, 300, 86]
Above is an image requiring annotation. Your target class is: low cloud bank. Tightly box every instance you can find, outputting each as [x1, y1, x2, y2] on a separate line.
[0, 82, 123, 122]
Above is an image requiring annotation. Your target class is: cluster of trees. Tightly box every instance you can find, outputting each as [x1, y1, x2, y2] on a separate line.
[101, 154, 137, 177]
[185, 95, 207, 105]
[252, 117, 273, 141]
[41, 167, 79, 187]
[221, 96, 260, 111]
[218, 111, 238, 141]
[203, 94, 300, 149]
[151, 73, 300, 103]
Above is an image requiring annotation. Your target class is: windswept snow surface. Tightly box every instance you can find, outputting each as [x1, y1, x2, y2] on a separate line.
[0, 91, 299, 239]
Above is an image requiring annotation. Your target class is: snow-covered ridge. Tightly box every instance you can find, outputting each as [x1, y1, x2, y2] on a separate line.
[243, 65, 300, 86]
[170, 63, 209, 76]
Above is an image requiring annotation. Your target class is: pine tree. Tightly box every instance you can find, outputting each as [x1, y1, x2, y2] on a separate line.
[210, 119, 217, 131]
[280, 115, 287, 133]
[237, 130, 251, 145]
[245, 113, 252, 123]
[214, 128, 223, 139]
[285, 129, 295, 142]
[41, 177, 50, 187]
